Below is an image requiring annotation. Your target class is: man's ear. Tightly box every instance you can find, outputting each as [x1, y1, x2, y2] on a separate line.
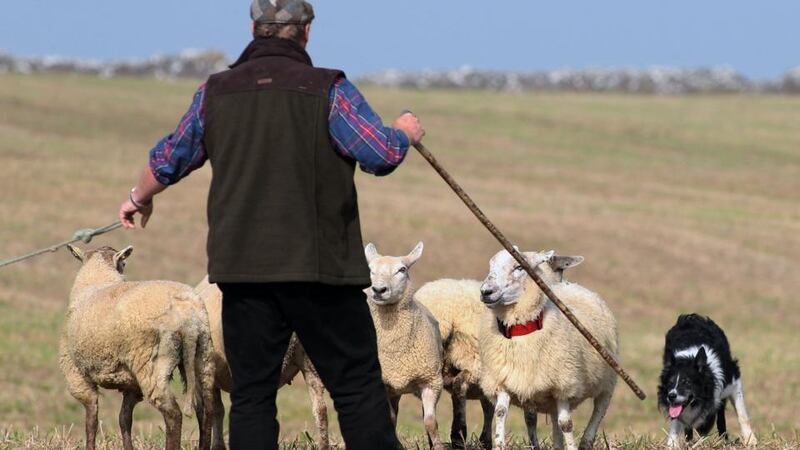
[364, 243, 379, 264]
[66, 245, 84, 262]
[402, 242, 424, 268]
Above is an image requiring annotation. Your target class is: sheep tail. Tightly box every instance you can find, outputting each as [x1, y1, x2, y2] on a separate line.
[179, 327, 200, 417]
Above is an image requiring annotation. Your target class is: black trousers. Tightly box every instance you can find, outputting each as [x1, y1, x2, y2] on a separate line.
[219, 282, 399, 450]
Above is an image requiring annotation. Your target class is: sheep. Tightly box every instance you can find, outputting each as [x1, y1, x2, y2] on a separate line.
[60, 245, 215, 450]
[415, 253, 584, 449]
[364, 242, 445, 450]
[478, 249, 618, 450]
[194, 276, 330, 450]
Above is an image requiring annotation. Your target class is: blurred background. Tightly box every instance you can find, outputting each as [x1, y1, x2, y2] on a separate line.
[1, 1, 798, 448]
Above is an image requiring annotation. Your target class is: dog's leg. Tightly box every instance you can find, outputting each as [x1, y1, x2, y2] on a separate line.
[493, 391, 510, 450]
[523, 409, 540, 450]
[730, 378, 757, 446]
[556, 400, 577, 450]
[580, 391, 612, 450]
[717, 399, 728, 440]
[667, 419, 685, 448]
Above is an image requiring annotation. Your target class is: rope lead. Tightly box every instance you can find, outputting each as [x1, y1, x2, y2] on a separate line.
[0, 221, 123, 269]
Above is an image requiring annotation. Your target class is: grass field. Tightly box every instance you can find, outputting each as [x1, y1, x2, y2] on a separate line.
[0, 74, 798, 448]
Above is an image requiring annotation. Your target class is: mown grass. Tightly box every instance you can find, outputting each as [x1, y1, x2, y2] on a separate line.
[0, 74, 798, 447]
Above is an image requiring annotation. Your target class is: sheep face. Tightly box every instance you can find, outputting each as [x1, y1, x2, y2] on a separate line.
[68, 244, 134, 274]
[480, 249, 554, 308]
[364, 242, 423, 305]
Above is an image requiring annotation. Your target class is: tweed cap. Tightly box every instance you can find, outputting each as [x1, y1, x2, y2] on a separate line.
[251, 0, 315, 24]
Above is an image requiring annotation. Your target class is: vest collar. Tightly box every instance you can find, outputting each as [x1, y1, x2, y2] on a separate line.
[230, 37, 313, 69]
[498, 312, 544, 339]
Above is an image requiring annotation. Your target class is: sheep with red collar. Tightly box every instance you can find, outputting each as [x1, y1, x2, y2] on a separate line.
[478, 249, 618, 450]
[414, 252, 584, 450]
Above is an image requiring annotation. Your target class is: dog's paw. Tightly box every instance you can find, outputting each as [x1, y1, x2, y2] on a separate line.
[743, 433, 758, 447]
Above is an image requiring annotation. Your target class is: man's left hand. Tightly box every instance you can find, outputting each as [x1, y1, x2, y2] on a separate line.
[119, 198, 153, 229]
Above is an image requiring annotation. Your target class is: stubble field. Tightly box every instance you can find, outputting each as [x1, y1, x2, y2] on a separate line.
[0, 74, 798, 448]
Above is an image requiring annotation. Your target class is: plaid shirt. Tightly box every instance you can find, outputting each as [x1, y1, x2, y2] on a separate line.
[149, 77, 410, 185]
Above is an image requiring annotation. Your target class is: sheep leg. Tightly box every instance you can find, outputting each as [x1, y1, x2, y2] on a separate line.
[302, 370, 330, 450]
[83, 393, 100, 450]
[551, 412, 564, 450]
[211, 388, 226, 450]
[730, 378, 757, 447]
[492, 391, 510, 450]
[579, 391, 611, 450]
[422, 385, 444, 450]
[523, 409, 540, 450]
[388, 394, 401, 428]
[556, 400, 577, 450]
[119, 390, 142, 450]
[198, 364, 216, 450]
[153, 393, 183, 450]
[667, 419, 685, 449]
[449, 374, 468, 449]
[478, 396, 494, 450]
[62, 354, 100, 450]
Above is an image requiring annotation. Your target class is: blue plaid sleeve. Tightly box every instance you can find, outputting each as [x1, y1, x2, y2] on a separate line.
[328, 77, 410, 176]
[148, 83, 208, 185]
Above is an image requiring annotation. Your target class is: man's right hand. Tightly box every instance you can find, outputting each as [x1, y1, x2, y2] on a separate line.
[393, 112, 425, 145]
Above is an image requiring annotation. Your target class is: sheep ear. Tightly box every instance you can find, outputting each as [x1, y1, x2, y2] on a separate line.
[403, 241, 424, 268]
[364, 243, 379, 263]
[550, 255, 584, 271]
[114, 246, 134, 264]
[66, 245, 84, 262]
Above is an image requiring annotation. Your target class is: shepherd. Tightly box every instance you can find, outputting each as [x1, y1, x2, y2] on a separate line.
[117, 1, 425, 449]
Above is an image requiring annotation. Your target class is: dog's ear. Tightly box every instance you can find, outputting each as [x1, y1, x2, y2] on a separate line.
[694, 347, 707, 372]
[665, 352, 676, 368]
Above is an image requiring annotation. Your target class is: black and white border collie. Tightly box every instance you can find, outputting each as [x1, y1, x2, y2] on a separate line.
[658, 314, 757, 447]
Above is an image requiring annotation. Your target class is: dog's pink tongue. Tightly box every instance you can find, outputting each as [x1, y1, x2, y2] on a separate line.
[669, 405, 684, 419]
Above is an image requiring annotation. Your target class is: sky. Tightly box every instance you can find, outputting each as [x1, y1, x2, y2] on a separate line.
[1, 1, 798, 80]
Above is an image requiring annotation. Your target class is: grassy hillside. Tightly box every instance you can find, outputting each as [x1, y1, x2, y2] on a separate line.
[0, 74, 798, 447]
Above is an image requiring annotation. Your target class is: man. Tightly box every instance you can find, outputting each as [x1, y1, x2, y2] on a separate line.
[117, 1, 424, 449]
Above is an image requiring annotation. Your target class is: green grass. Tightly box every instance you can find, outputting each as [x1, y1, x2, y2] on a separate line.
[1, 74, 799, 447]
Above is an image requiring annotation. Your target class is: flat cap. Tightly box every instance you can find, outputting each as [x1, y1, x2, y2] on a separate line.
[251, 0, 315, 24]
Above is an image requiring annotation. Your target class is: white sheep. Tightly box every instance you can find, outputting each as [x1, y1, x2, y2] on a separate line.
[364, 242, 445, 450]
[195, 277, 330, 450]
[61, 245, 216, 450]
[415, 253, 584, 449]
[478, 249, 618, 450]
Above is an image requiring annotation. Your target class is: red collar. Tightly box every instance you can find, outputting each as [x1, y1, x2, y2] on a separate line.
[499, 313, 544, 339]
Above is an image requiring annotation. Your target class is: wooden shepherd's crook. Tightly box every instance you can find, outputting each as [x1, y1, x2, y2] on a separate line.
[413, 141, 647, 401]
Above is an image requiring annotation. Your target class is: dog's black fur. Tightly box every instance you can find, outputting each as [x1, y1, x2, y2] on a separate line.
[658, 314, 741, 441]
